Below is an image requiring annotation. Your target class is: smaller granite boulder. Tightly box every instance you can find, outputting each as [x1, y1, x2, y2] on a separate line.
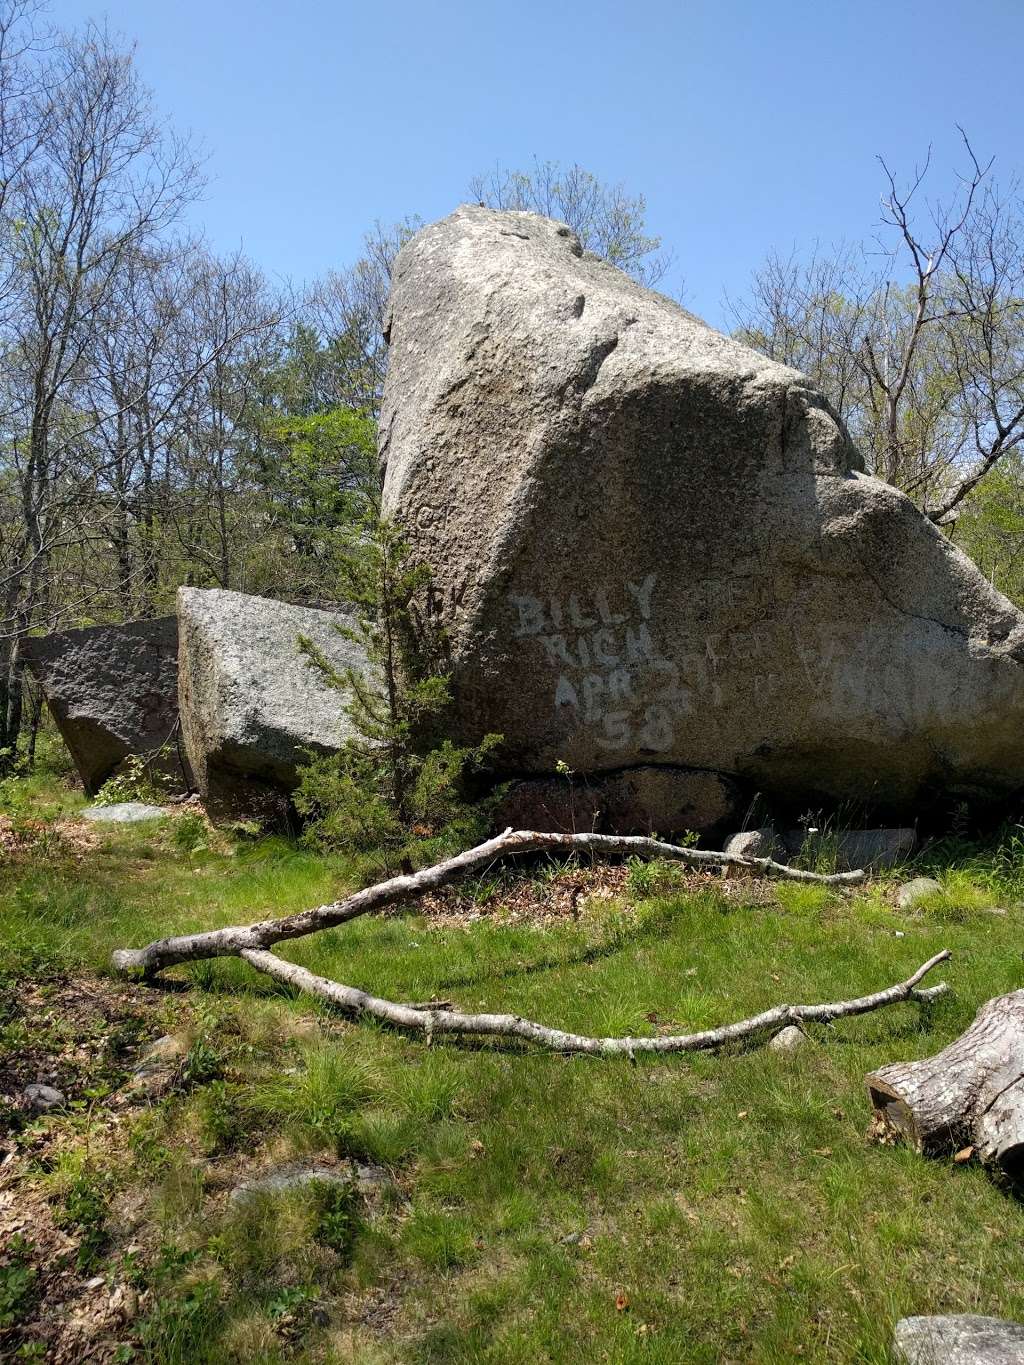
[81, 802, 166, 824]
[22, 1083, 65, 1113]
[768, 1025, 805, 1053]
[177, 589, 367, 820]
[21, 617, 186, 794]
[897, 877, 943, 911]
[723, 827, 779, 860]
[894, 1314, 1024, 1364]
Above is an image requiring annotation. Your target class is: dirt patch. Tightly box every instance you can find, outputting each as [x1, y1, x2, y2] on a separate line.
[0, 973, 166, 1121]
[0, 1176, 141, 1363]
[0, 813, 100, 861]
[0, 972, 192, 1361]
[417, 862, 779, 929]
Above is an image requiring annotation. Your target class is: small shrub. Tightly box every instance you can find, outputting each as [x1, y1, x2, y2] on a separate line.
[294, 513, 500, 854]
[313, 1182, 362, 1260]
[181, 1035, 223, 1087]
[0, 1235, 37, 1328]
[172, 809, 209, 857]
[626, 856, 683, 899]
[195, 1080, 249, 1154]
[93, 753, 168, 808]
[54, 1172, 109, 1271]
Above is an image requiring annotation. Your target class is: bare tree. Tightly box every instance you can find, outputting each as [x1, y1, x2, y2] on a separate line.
[167, 249, 282, 593]
[0, 20, 202, 759]
[728, 132, 1024, 527]
[306, 217, 421, 416]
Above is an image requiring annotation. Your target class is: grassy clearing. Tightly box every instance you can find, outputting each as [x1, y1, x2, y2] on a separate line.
[2, 777, 1024, 1362]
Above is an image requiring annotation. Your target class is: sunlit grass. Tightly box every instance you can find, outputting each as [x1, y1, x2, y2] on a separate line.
[4, 779, 1024, 1360]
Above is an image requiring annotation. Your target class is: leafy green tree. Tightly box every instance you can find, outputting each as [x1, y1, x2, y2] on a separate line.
[257, 406, 378, 575]
[954, 453, 1024, 605]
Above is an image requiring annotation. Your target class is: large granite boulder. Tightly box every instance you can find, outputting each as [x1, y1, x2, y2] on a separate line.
[495, 766, 738, 838]
[380, 205, 1024, 824]
[21, 617, 187, 794]
[177, 588, 364, 820]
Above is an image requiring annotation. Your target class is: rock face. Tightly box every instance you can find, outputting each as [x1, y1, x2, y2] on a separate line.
[496, 766, 737, 837]
[21, 617, 187, 794]
[81, 802, 166, 824]
[780, 827, 916, 871]
[177, 588, 364, 819]
[380, 205, 1024, 824]
[894, 1314, 1024, 1364]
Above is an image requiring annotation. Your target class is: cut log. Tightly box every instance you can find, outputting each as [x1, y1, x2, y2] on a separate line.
[866, 990, 1024, 1173]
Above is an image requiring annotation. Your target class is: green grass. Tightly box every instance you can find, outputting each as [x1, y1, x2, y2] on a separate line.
[3, 777, 1024, 1361]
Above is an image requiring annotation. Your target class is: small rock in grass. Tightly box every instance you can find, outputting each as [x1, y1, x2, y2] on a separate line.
[894, 1313, 1024, 1363]
[23, 1083, 65, 1113]
[81, 801, 166, 824]
[723, 827, 778, 860]
[137, 1034, 186, 1066]
[767, 1025, 805, 1054]
[897, 877, 942, 911]
[229, 1160, 390, 1206]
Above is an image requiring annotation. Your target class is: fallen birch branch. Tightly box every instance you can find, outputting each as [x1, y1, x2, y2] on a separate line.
[237, 947, 950, 1057]
[111, 827, 866, 979]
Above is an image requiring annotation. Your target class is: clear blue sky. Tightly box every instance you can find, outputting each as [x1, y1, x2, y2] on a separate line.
[49, 0, 1024, 326]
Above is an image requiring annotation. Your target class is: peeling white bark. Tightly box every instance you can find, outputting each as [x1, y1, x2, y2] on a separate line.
[237, 947, 950, 1057]
[110, 827, 866, 979]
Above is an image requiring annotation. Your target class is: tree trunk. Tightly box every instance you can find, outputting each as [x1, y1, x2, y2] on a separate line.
[866, 990, 1024, 1173]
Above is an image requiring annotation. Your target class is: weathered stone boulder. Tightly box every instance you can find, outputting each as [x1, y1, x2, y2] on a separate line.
[177, 588, 364, 820]
[21, 617, 186, 794]
[380, 205, 1024, 821]
[723, 827, 779, 860]
[894, 1314, 1024, 1364]
[897, 876, 943, 910]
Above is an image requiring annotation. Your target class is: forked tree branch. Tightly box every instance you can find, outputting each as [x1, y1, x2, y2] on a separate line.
[110, 828, 867, 979]
[238, 947, 950, 1057]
